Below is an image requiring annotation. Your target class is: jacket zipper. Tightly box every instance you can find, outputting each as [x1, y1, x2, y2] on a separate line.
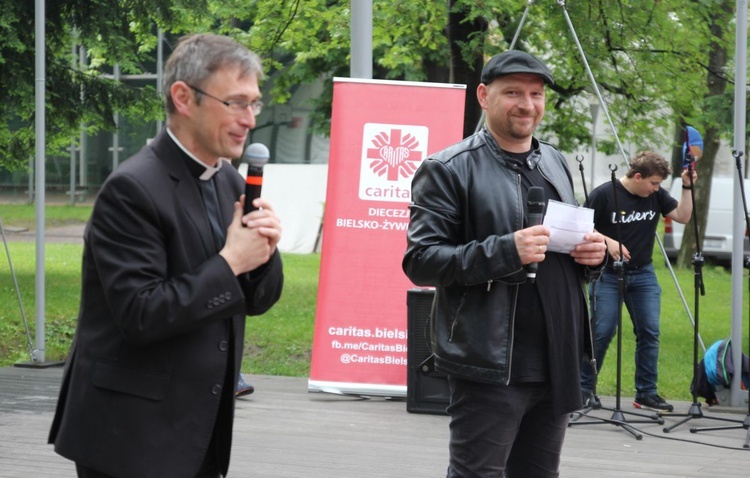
[503, 173, 523, 384]
[505, 284, 519, 385]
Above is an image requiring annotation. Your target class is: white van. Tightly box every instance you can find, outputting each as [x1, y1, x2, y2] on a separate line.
[662, 176, 749, 265]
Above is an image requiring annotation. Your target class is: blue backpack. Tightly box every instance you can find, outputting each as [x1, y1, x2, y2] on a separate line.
[691, 338, 749, 406]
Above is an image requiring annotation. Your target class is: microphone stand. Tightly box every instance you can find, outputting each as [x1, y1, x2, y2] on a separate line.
[569, 164, 663, 439]
[576, 154, 589, 201]
[570, 154, 606, 417]
[687, 150, 750, 447]
[662, 150, 740, 433]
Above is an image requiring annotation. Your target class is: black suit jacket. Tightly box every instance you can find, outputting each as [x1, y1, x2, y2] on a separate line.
[48, 131, 283, 478]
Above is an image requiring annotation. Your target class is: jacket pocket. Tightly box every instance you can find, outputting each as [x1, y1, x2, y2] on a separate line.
[91, 360, 170, 401]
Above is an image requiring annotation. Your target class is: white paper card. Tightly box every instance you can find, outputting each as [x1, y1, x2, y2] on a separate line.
[542, 200, 595, 253]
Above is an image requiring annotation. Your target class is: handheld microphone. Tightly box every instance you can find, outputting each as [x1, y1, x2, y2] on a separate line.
[242, 143, 270, 214]
[682, 126, 703, 168]
[526, 186, 546, 283]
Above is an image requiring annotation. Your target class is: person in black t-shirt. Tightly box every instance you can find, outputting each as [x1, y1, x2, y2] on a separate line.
[580, 151, 696, 412]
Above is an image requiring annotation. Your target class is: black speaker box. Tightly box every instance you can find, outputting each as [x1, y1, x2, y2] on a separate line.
[406, 288, 449, 415]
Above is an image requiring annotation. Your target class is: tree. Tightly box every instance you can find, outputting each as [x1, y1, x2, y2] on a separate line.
[2, 1, 744, 270]
[0, 0, 210, 170]
[675, 0, 736, 267]
[502, 1, 739, 268]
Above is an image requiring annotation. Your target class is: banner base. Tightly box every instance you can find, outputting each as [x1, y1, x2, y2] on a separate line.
[308, 379, 406, 398]
[14, 360, 65, 369]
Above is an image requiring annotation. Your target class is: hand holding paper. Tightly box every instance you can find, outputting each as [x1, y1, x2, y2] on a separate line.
[542, 200, 595, 253]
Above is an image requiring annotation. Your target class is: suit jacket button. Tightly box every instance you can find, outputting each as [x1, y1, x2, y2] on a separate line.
[226, 292, 232, 300]
[206, 300, 213, 309]
[213, 297, 220, 306]
[211, 385, 222, 395]
[218, 340, 228, 351]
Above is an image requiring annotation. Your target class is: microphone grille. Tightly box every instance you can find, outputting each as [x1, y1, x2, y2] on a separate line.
[527, 186, 545, 203]
[242, 143, 270, 167]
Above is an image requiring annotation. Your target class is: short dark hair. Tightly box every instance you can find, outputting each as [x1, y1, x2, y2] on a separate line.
[164, 34, 263, 114]
[626, 151, 672, 179]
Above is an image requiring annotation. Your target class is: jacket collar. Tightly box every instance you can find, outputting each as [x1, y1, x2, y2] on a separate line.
[149, 131, 221, 255]
[481, 127, 542, 169]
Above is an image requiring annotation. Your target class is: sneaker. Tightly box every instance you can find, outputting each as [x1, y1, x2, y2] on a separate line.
[633, 394, 673, 413]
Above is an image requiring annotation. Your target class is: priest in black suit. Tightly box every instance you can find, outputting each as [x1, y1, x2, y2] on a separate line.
[49, 33, 284, 478]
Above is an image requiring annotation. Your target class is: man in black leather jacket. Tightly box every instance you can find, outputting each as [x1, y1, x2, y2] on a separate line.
[403, 50, 607, 477]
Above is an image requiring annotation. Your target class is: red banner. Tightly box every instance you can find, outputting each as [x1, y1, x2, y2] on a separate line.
[309, 78, 466, 396]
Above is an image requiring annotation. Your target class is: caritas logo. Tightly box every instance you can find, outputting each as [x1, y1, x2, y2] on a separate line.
[359, 123, 429, 203]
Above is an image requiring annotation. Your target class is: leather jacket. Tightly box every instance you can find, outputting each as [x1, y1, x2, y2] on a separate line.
[403, 128, 596, 385]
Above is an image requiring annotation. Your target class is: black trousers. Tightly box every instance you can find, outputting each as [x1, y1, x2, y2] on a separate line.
[445, 377, 569, 478]
[75, 464, 115, 478]
[75, 460, 221, 478]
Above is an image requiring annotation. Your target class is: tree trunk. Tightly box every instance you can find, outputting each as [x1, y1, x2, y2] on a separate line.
[447, 0, 487, 138]
[670, 122, 686, 178]
[676, 2, 733, 268]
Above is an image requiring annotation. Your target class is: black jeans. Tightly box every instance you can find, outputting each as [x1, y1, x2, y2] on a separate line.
[446, 377, 568, 478]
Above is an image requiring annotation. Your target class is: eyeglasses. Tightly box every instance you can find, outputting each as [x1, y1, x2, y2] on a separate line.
[186, 83, 264, 116]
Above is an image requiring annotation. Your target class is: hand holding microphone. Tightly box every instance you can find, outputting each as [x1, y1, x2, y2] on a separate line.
[221, 142, 281, 273]
[524, 186, 547, 284]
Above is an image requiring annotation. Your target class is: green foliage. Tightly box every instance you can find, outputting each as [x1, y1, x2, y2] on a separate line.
[0, 0, 177, 169]
[1, 0, 744, 166]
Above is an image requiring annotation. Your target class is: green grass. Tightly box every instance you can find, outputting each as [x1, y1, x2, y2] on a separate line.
[0, 203, 93, 230]
[594, 244, 750, 401]
[0, 203, 320, 376]
[0, 240, 320, 377]
[242, 253, 319, 376]
[1, 203, 748, 401]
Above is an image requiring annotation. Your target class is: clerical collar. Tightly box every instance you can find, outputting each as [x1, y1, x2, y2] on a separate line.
[166, 127, 222, 181]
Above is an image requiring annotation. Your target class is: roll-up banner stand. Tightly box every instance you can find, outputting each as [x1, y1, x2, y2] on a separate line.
[309, 77, 466, 396]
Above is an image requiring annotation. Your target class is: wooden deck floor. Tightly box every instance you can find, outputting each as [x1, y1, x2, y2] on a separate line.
[1, 366, 750, 477]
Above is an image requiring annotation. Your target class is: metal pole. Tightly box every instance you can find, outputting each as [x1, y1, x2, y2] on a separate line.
[69, 37, 77, 205]
[589, 95, 599, 189]
[156, 29, 164, 133]
[79, 46, 87, 191]
[34, 0, 46, 364]
[730, 0, 748, 408]
[350, 0, 372, 79]
[111, 64, 121, 171]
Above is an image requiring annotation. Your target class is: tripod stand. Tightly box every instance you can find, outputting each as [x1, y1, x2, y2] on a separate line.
[663, 132, 741, 433]
[687, 150, 750, 447]
[569, 154, 612, 417]
[0, 217, 34, 363]
[569, 164, 663, 440]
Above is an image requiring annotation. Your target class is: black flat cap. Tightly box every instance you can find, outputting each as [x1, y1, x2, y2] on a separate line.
[481, 50, 554, 85]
